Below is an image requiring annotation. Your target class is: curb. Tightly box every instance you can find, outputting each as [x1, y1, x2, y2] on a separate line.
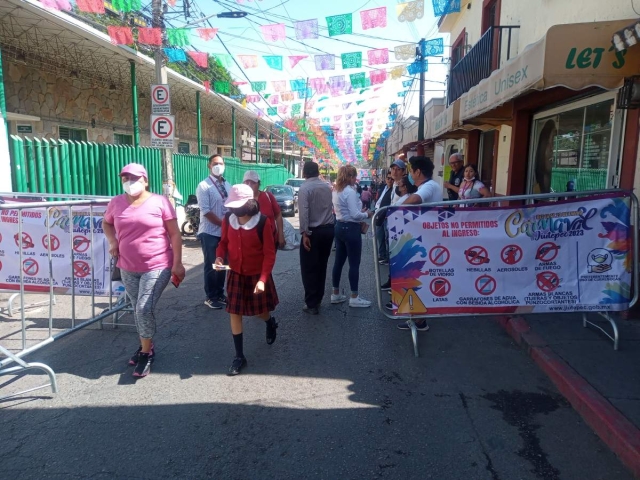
[495, 315, 640, 479]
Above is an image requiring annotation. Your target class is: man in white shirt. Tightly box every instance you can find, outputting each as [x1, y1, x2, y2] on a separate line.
[396, 156, 440, 332]
[403, 156, 441, 205]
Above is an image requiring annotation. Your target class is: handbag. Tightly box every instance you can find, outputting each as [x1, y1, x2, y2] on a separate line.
[360, 222, 370, 235]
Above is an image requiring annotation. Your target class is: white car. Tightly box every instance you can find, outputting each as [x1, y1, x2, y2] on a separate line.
[285, 178, 305, 196]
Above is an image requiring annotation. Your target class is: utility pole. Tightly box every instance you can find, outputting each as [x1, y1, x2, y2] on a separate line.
[299, 77, 309, 178]
[417, 38, 426, 142]
[255, 118, 259, 163]
[152, 0, 174, 199]
[269, 125, 273, 163]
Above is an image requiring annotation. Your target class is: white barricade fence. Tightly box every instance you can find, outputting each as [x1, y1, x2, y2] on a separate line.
[0, 197, 122, 296]
[0, 194, 130, 400]
[373, 190, 638, 357]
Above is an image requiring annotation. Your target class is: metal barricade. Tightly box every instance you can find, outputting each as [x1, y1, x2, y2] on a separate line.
[372, 190, 639, 357]
[0, 193, 131, 400]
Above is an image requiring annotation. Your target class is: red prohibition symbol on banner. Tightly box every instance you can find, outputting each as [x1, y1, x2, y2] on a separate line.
[501, 245, 523, 265]
[14, 232, 34, 249]
[536, 271, 560, 292]
[430, 277, 451, 297]
[465, 246, 490, 265]
[23, 258, 39, 276]
[429, 245, 450, 266]
[73, 236, 91, 253]
[73, 261, 91, 278]
[536, 242, 560, 263]
[42, 234, 61, 252]
[475, 275, 497, 296]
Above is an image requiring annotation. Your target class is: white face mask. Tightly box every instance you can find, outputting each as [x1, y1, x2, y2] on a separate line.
[123, 180, 145, 197]
[211, 164, 225, 177]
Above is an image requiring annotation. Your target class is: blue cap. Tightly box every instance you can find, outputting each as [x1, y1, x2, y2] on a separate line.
[391, 159, 406, 169]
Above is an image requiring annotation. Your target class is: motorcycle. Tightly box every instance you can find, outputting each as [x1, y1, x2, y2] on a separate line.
[181, 195, 200, 236]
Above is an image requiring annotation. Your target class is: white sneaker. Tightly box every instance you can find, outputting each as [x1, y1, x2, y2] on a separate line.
[331, 294, 347, 304]
[349, 296, 371, 308]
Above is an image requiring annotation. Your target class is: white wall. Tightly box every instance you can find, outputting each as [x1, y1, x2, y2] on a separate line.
[494, 125, 512, 196]
[502, 0, 638, 49]
[442, 0, 638, 59]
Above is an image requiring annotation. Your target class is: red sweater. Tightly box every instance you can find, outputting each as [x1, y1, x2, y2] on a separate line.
[216, 215, 276, 283]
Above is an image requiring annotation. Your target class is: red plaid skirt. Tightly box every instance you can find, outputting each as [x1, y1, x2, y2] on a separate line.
[226, 270, 279, 316]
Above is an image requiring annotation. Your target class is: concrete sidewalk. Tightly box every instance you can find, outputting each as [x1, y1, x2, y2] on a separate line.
[496, 313, 640, 478]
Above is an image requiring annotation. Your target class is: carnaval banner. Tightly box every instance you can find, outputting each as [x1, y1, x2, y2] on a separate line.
[386, 194, 633, 315]
[0, 202, 116, 296]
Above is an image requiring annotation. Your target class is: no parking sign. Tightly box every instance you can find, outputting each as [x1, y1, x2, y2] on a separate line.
[151, 84, 171, 115]
[151, 115, 175, 149]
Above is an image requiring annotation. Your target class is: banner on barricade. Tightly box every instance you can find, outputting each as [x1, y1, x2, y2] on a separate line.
[0, 200, 115, 296]
[387, 194, 632, 315]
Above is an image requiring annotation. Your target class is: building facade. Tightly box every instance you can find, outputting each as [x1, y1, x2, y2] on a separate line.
[435, 0, 640, 198]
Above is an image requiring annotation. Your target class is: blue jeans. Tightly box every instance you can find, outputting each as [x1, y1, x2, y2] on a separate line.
[199, 233, 226, 301]
[375, 221, 388, 260]
[332, 221, 362, 294]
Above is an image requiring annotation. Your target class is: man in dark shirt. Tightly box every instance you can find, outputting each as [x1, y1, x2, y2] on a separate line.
[443, 153, 465, 200]
[298, 161, 335, 315]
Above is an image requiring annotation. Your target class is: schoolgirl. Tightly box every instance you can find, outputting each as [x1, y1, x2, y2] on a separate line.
[215, 184, 279, 376]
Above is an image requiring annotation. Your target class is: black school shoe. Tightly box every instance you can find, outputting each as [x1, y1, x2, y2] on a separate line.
[227, 356, 247, 376]
[266, 316, 278, 345]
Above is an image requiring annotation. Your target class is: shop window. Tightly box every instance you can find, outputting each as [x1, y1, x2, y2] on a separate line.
[178, 142, 190, 154]
[530, 98, 615, 194]
[59, 127, 87, 142]
[114, 133, 133, 145]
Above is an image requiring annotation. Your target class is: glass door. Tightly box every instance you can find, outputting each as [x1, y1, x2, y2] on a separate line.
[528, 93, 621, 194]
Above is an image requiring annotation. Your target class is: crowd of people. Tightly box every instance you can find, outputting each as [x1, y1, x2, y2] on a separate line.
[105, 153, 490, 378]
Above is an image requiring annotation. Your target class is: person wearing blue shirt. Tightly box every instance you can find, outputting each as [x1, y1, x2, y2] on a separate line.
[196, 155, 232, 310]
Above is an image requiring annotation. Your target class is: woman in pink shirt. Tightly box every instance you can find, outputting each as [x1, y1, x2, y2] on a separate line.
[103, 163, 185, 378]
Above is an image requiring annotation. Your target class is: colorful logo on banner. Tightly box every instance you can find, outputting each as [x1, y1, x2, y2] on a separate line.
[385, 195, 632, 315]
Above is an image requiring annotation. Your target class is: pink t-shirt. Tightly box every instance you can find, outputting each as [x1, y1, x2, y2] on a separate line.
[104, 194, 176, 272]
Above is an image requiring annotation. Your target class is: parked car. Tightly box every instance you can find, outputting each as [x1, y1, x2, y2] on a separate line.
[266, 185, 298, 217]
[285, 178, 305, 197]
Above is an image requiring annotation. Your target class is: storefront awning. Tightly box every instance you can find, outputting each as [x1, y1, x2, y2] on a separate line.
[432, 100, 459, 137]
[459, 19, 640, 122]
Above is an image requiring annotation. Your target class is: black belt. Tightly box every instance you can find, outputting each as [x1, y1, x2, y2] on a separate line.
[310, 223, 334, 229]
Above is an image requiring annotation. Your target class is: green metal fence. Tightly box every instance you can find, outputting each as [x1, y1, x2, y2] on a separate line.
[173, 153, 293, 199]
[9, 136, 163, 195]
[551, 168, 608, 193]
[8, 136, 293, 198]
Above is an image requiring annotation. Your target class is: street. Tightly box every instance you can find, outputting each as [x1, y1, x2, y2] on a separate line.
[0, 222, 632, 480]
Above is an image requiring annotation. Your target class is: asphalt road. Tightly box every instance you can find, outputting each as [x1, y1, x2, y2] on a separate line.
[0, 219, 632, 480]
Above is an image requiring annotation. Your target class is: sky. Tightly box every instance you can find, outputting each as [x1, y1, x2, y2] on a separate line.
[165, 0, 450, 160]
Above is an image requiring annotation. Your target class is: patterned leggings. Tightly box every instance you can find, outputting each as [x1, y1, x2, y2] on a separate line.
[120, 268, 172, 339]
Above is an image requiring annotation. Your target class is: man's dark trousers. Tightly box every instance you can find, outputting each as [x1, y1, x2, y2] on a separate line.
[300, 224, 334, 309]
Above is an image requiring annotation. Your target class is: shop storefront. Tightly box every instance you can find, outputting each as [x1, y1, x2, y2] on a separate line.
[528, 92, 624, 194]
[456, 19, 640, 196]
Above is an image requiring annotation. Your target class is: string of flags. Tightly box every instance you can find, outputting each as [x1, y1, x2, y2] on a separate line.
[37, 0, 458, 163]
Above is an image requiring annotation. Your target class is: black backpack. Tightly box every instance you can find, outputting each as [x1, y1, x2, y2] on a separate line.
[224, 212, 268, 245]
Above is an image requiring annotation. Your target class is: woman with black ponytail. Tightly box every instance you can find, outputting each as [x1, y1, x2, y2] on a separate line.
[215, 184, 279, 376]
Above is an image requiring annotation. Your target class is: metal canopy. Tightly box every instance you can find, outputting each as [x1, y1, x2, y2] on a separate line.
[0, 0, 276, 134]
